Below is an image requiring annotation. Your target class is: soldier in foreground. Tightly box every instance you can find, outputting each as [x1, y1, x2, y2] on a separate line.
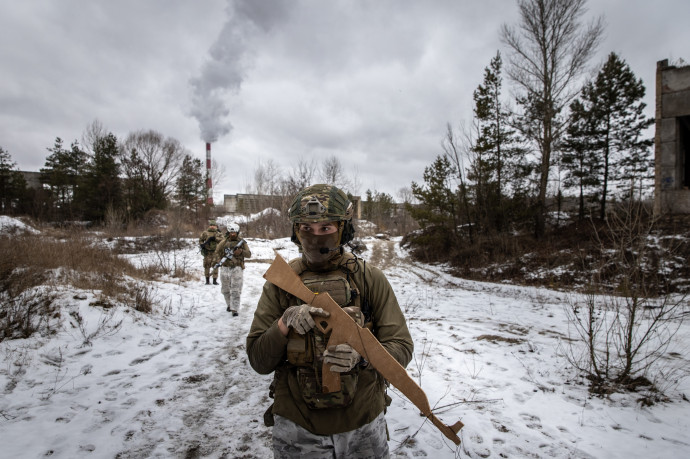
[198, 219, 221, 285]
[247, 184, 413, 458]
[214, 222, 251, 315]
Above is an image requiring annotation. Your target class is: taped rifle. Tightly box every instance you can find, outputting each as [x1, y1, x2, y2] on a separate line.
[213, 239, 245, 269]
[263, 251, 463, 445]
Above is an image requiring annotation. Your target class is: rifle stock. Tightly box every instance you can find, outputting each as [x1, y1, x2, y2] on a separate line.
[263, 251, 463, 445]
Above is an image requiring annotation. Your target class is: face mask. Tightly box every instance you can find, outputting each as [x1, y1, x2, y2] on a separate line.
[298, 230, 340, 268]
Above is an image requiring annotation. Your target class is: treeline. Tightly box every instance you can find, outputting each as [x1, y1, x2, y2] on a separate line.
[406, 0, 654, 263]
[1, 121, 211, 227]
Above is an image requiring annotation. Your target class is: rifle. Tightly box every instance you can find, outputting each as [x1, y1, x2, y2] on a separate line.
[199, 236, 216, 253]
[263, 252, 463, 445]
[213, 239, 246, 269]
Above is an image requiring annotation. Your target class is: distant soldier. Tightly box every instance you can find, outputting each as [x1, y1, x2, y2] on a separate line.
[199, 219, 222, 285]
[214, 222, 251, 315]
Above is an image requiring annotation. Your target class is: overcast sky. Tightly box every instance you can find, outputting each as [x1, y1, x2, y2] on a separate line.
[1, 0, 688, 200]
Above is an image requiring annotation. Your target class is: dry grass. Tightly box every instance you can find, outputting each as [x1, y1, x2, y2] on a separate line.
[0, 230, 169, 341]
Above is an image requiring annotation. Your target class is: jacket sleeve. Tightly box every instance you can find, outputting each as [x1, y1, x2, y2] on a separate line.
[367, 265, 414, 369]
[246, 280, 289, 374]
[241, 242, 251, 259]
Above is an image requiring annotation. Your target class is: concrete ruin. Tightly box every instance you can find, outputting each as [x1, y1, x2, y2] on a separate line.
[654, 59, 690, 215]
[221, 193, 362, 219]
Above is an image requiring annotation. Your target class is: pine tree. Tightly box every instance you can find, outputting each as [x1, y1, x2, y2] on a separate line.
[562, 99, 600, 219]
[363, 189, 395, 231]
[40, 138, 89, 220]
[80, 133, 123, 222]
[0, 147, 29, 215]
[470, 51, 524, 232]
[566, 53, 653, 219]
[410, 155, 458, 233]
[175, 154, 206, 213]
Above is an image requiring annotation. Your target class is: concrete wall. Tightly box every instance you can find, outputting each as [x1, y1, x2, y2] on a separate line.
[221, 193, 362, 219]
[20, 171, 42, 190]
[654, 59, 690, 215]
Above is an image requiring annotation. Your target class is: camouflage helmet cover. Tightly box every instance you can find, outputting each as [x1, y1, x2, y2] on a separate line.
[289, 184, 354, 223]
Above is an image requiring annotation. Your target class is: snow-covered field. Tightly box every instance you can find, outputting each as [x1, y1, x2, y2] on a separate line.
[1, 222, 689, 458]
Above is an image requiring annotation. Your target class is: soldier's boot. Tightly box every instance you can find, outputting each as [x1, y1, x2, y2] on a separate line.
[213, 278, 219, 285]
[226, 305, 231, 312]
[205, 276, 210, 285]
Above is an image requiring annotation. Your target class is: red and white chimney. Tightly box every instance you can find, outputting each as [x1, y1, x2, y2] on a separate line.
[205, 142, 213, 205]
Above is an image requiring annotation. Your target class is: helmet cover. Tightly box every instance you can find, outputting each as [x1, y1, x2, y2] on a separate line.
[288, 184, 353, 223]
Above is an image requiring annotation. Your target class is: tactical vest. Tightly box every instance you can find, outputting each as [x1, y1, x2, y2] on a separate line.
[219, 238, 246, 269]
[200, 228, 221, 255]
[285, 255, 370, 409]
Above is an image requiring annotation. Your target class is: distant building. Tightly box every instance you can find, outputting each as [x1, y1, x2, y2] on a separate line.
[222, 193, 286, 215]
[654, 59, 690, 214]
[20, 171, 42, 189]
[221, 193, 362, 219]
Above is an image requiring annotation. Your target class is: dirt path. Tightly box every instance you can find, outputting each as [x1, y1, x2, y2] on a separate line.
[109, 264, 275, 458]
[366, 238, 398, 271]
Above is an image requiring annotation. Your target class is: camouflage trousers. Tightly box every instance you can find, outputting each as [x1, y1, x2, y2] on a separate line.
[202, 256, 219, 279]
[219, 266, 244, 313]
[272, 412, 389, 459]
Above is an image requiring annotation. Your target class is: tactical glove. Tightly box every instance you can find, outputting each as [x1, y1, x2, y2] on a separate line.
[282, 304, 330, 335]
[323, 343, 361, 373]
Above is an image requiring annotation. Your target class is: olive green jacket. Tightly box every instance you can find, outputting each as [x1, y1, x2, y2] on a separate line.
[199, 227, 221, 258]
[246, 253, 413, 435]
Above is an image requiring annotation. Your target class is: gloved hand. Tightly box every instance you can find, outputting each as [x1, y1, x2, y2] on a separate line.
[282, 304, 330, 335]
[323, 344, 360, 372]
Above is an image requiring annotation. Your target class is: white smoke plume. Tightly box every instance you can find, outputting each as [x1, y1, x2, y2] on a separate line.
[189, 0, 288, 143]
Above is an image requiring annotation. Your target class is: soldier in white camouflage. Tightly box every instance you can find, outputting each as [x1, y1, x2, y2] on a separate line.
[213, 222, 251, 316]
[247, 184, 413, 458]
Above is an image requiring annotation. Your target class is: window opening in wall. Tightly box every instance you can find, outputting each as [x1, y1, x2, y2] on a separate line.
[681, 116, 690, 188]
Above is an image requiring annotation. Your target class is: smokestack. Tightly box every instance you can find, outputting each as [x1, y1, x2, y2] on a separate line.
[206, 142, 213, 205]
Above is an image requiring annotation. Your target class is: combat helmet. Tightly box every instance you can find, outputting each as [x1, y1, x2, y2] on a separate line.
[289, 184, 355, 246]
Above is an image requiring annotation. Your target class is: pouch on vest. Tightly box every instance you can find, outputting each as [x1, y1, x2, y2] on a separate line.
[297, 367, 358, 410]
[303, 275, 352, 306]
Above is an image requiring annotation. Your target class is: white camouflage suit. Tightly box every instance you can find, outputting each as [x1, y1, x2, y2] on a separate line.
[213, 232, 251, 315]
[220, 265, 244, 313]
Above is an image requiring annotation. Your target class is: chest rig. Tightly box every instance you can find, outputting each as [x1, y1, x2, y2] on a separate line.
[285, 254, 369, 409]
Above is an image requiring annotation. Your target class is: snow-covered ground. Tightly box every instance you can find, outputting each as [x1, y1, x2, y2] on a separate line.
[1, 224, 689, 458]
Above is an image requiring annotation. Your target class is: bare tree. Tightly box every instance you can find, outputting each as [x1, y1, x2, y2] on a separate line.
[318, 155, 350, 190]
[397, 186, 415, 206]
[211, 158, 226, 203]
[564, 201, 688, 401]
[120, 130, 185, 215]
[253, 159, 282, 196]
[501, 0, 603, 237]
[81, 119, 108, 155]
[285, 156, 317, 196]
[442, 122, 476, 242]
